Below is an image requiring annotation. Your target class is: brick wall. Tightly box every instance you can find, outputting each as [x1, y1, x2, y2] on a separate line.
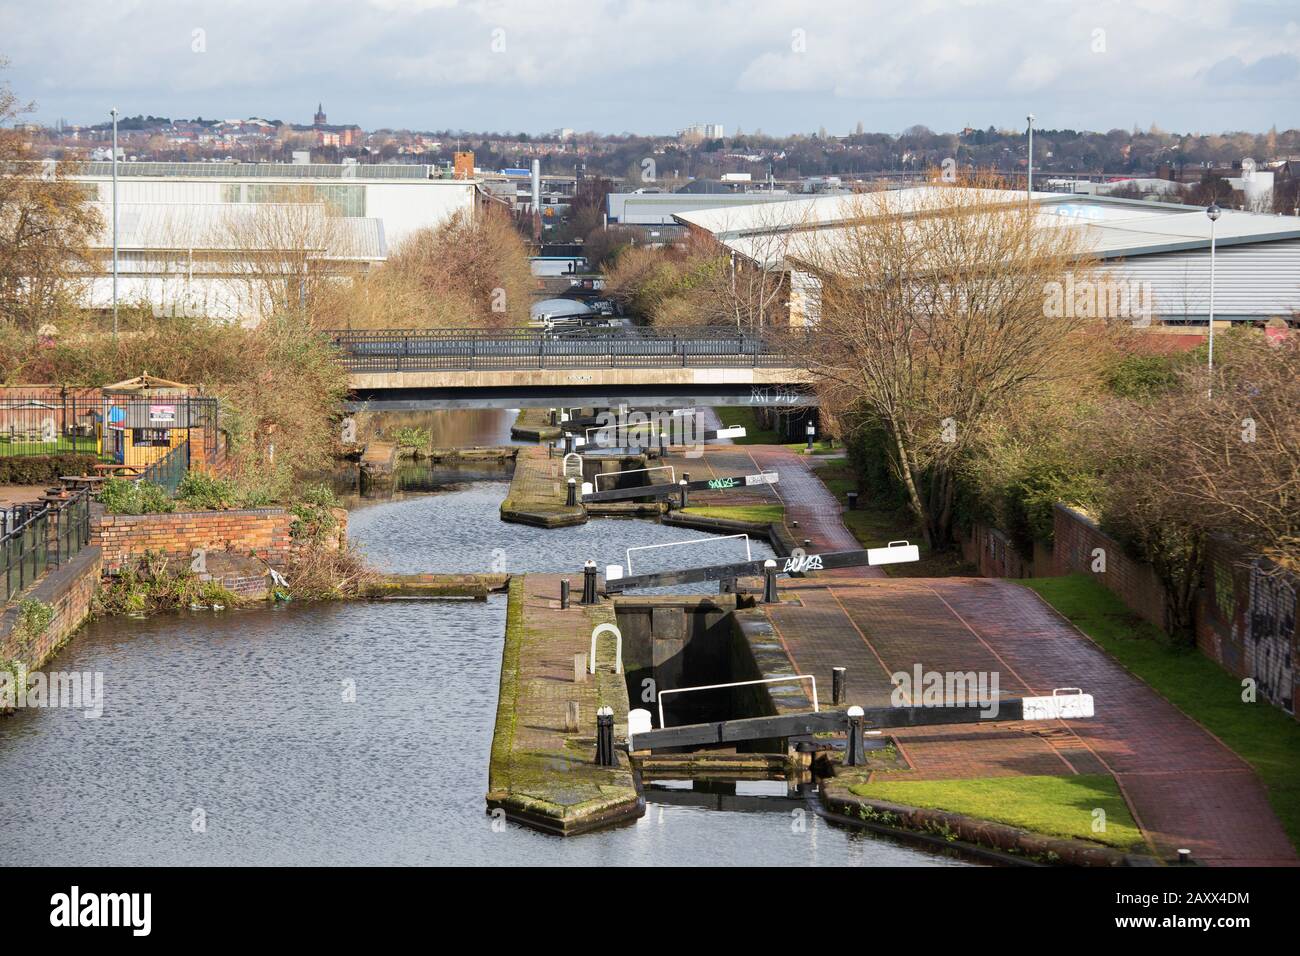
[0, 546, 102, 668]
[92, 508, 294, 574]
[963, 524, 1030, 578]
[1052, 504, 1168, 631]
[1055, 504, 1298, 720]
[962, 524, 1056, 579]
[1196, 537, 1297, 718]
[91, 505, 349, 574]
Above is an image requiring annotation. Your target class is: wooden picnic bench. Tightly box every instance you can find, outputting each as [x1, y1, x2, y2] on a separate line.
[93, 463, 146, 480]
[59, 475, 107, 491]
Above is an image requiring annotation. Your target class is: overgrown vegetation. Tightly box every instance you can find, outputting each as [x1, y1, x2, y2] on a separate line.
[389, 426, 430, 451]
[288, 484, 341, 542]
[95, 551, 239, 615]
[1024, 574, 1300, 852]
[279, 544, 375, 601]
[97, 477, 174, 515]
[173, 471, 275, 511]
[310, 206, 533, 330]
[11, 598, 54, 651]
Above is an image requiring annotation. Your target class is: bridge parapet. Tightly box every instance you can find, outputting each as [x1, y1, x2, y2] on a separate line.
[327, 327, 805, 373]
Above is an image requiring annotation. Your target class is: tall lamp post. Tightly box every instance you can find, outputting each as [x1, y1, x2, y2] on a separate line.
[110, 107, 119, 337]
[1206, 203, 1220, 397]
[1026, 113, 1035, 196]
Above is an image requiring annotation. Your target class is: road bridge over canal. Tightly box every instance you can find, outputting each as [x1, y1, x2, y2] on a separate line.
[328, 328, 816, 409]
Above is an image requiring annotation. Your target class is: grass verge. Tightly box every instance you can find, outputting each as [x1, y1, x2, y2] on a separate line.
[849, 773, 1146, 850]
[712, 407, 780, 444]
[1023, 573, 1300, 852]
[681, 504, 785, 523]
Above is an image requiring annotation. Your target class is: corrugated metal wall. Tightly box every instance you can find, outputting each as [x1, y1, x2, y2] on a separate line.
[1106, 238, 1300, 320]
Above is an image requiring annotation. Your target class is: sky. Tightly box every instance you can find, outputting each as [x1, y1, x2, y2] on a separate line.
[2, 0, 1298, 136]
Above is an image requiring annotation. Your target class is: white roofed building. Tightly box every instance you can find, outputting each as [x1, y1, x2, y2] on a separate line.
[59, 160, 482, 322]
[674, 188, 1300, 327]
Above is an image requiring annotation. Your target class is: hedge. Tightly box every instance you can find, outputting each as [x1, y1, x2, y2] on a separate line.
[0, 454, 100, 485]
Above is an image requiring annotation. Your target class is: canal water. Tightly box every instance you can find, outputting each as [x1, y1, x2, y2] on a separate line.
[0, 412, 971, 866]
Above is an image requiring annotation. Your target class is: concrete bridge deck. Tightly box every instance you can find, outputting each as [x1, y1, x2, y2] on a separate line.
[330, 328, 815, 407]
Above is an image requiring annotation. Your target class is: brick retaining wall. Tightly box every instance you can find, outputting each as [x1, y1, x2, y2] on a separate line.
[1052, 503, 1297, 720]
[1052, 504, 1168, 631]
[0, 546, 102, 668]
[92, 508, 294, 573]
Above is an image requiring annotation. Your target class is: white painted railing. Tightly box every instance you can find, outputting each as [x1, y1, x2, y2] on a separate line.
[624, 533, 752, 575]
[657, 675, 819, 728]
[589, 623, 623, 675]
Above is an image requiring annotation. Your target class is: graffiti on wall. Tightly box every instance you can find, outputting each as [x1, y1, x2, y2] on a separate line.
[1246, 561, 1297, 715]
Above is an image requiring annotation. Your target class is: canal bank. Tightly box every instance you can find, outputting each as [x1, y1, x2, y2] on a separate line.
[487, 576, 641, 835]
[1, 451, 967, 866]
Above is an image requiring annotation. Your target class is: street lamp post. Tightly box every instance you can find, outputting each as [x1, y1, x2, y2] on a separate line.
[110, 107, 119, 337]
[1206, 203, 1220, 397]
[1026, 113, 1035, 196]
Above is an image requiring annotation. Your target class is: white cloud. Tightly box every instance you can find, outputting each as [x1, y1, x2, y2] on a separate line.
[1, 0, 1295, 133]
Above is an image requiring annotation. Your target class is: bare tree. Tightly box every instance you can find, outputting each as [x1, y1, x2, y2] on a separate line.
[218, 187, 359, 321]
[0, 70, 102, 327]
[787, 178, 1103, 549]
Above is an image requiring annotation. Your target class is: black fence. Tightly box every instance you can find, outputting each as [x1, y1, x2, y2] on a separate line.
[142, 440, 189, 495]
[1, 489, 92, 605]
[0, 390, 219, 464]
[325, 327, 803, 373]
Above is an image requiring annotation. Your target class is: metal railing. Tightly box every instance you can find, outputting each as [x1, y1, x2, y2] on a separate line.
[1, 489, 92, 605]
[325, 327, 803, 373]
[0, 390, 219, 463]
[142, 440, 190, 495]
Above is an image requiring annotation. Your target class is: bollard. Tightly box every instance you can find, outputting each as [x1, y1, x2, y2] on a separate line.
[547, 440, 554, 459]
[678, 479, 688, 510]
[845, 705, 867, 766]
[833, 666, 847, 706]
[565, 700, 580, 733]
[1177, 848, 1192, 865]
[566, 477, 577, 507]
[762, 559, 778, 603]
[803, 538, 812, 550]
[564, 433, 575, 455]
[573, 653, 586, 683]
[549, 408, 557, 427]
[846, 491, 859, 510]
[560, 578, 570, 609]
[581, 559, 598, 605]
[595, 706, 616, 767]
[805, 421, 816, 451]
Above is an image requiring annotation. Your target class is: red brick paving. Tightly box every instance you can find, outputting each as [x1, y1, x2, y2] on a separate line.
[661, 444, 883, 577]
[763, 576, 1298, 866]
